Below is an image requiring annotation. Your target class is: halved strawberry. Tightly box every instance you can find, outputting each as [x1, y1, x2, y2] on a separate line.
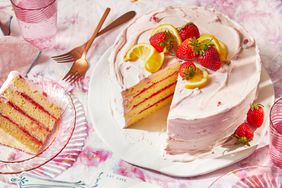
[234, 122, 254, 146]
[149, 31, 175, 53]
[178, 23, 200, 41]
[198, 46, 221, 71]
[247, 103, 264, 128]
[179, 62, 197, 80]
[176, 38, 200, 61]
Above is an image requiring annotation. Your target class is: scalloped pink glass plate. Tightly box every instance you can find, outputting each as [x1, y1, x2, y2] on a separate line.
[0, 79, 76, 181]
[209, 166, 282, 188]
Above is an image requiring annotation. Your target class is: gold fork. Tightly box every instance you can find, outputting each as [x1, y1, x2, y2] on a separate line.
[52, 10, 136, 63]
[62, 8, 111, 83]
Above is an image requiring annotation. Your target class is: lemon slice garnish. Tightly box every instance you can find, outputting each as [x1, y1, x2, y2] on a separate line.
[151, 24, 182, 46]
[198, 34, 228, 61]
[124, 43, 164, 73]
[185, 67, 209, 89]
[219, 40, 228, 61]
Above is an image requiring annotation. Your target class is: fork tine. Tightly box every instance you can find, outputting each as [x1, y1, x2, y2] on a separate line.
[53, 58, 74, 63]
[70, 74, 83, 84]
[52, 55, 73, 62]
[69, 72, 80, 83]
[52, 55, 74, 61]
[55, 59, 74, 63]
[64, 71, 78, 82]
[52, 53, 72, 59]
[62, 70, 73, 81]
[64, 73, 74, 82]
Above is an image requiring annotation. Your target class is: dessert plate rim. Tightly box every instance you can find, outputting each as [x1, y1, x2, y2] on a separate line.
[0, 79, 76, 174]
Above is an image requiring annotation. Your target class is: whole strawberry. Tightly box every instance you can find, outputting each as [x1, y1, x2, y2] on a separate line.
[247, 103, 264, 128]
[178, 23, 200, 41]
[198, 46, 221, 71]
[176, 38, 200, 61]
[234, 123, 254, 146]
[149, 31, 175, 53]
[179, 61, 196, 80]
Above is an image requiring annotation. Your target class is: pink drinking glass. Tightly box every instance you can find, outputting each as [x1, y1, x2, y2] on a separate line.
[270, 97, 282, 168]
[10, 0, 57, 50]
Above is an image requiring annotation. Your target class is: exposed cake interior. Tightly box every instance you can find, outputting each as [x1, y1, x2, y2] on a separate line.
[122, 62, 179, 127]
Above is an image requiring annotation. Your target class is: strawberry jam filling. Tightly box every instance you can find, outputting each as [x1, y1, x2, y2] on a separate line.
[7, 101, 51, 133]
[132, 81, 176, 109]
[138, 93, 174, 114]
[0, 113, 43, 146]
[133, 71, 178, 98]
[20, 92, 58, 121]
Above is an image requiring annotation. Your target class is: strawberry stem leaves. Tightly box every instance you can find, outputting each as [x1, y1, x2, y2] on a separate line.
[189, 37, 214, 56]
[250, 103, 264, 111]
[183, 66, 196, 80]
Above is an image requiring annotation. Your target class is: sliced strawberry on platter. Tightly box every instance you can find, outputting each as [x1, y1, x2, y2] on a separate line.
[178, 22, 200, 41]
[149, 31, 176, 53]
[198, 46, 221, 71]
[247, 103, 264, 129]
[179, 61, 197, 80]
[234, 122, 254, 146]
[176, 38, 200, 61]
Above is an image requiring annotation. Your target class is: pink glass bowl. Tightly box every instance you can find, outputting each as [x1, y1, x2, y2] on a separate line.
[270, 97, 282, 168]
[209, 166, 282, 188]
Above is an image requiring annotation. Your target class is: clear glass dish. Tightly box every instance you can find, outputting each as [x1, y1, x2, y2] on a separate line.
[209, 166, 282, 188]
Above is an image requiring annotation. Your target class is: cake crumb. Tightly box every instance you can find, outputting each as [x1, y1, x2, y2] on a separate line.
[243, 39, 249, 44]
[150, 15, 160, 23]
[217, 101, 222, 107]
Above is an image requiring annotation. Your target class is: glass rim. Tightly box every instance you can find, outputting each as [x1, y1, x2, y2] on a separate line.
[10, 0, 56, 11]
[270, 126, 282, 136]
[270, 97, 282, 133]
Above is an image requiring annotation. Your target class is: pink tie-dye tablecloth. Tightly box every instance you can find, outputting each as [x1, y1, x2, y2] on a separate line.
[0, 0, 282, 187]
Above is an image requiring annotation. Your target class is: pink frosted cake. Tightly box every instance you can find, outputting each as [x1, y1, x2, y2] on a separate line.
[110, 6, 261, 157]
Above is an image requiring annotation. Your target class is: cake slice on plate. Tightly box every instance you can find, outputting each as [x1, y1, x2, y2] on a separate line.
[0, 71, 62, 154]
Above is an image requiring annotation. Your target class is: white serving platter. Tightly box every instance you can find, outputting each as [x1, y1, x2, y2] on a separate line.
[88, 47, 275, 177]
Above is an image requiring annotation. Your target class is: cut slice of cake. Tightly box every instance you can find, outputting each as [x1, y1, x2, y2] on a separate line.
[0, 71, 62, 154]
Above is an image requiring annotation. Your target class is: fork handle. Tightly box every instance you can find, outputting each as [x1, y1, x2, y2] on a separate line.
[96, 11, 136, 37]
[85, 7, 111, 53]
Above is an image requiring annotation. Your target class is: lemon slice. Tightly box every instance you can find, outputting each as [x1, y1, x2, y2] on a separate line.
[151, 24, 182, 46]
[219, 40, 228, 61]
[198, 34, 228, 61]
[124, 43, 164, 73]
[185, 67, 209, 89]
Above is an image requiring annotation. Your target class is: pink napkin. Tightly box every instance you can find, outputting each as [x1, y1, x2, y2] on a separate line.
[0, 36, 39, 85]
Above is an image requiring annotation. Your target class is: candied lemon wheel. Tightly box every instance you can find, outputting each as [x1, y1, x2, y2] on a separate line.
[124, 43, 164, 73]
[198, 34, 228, 61]
[151, 24, 182, 46]
[185, 67, 209, 89]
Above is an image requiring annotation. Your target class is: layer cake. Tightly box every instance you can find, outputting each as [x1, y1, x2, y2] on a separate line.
[110, 6, 261, 157]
